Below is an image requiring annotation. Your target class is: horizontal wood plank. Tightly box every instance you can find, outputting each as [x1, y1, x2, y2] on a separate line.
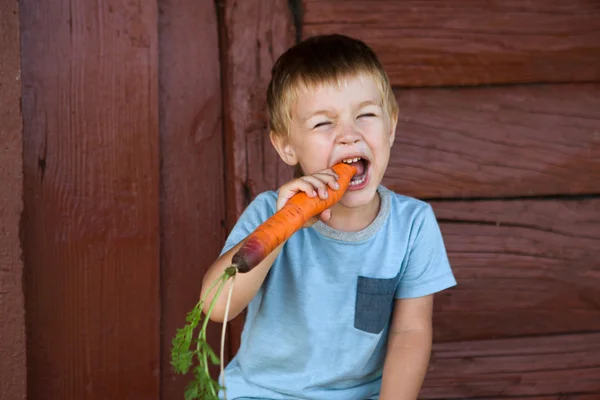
[302, 0, 600, 86]
[421, 333, 600, 398]
[461, 396, 600, 400]
[384, 84, 600, 198]
[429, 198, 600, 342]
[465, 397, 600, 400]
[468, 397, 600, 400]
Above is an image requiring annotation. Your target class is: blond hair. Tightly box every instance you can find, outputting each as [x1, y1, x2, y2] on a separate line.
[267, 34, 398, 137]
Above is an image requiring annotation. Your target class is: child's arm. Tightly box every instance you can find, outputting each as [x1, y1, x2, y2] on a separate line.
[201, 167, 340, 322]
[200, 238, 285, 322]
[379, 295, 433, 400]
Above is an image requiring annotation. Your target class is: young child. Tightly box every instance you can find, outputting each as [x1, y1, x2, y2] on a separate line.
[202, 34, 457, 400]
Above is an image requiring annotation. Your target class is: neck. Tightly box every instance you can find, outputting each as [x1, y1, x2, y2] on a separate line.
[326, 190, 381, 232]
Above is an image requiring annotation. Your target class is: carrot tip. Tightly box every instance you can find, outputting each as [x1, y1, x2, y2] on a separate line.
[231, 253, 249, 273]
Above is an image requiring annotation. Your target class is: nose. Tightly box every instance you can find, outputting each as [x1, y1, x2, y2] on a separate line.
[336, 124, 362, 145]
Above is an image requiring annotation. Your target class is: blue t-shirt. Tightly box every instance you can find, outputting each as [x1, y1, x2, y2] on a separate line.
[218, 186, 456, 399]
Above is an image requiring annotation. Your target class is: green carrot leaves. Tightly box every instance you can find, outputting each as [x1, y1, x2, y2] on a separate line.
[171, 267, 237, 400]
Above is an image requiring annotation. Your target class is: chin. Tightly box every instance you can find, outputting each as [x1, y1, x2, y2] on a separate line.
[339, 183, 379, 209]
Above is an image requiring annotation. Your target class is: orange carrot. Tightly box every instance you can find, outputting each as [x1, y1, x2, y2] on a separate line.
[232, 162, 357, 272]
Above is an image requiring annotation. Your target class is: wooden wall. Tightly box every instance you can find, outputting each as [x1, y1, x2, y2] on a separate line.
[20, 0, 162, 398]
[221, 0, 600, 398]
[0, 1, 26, 399]
[301, 0, 600, 398]
[4, 0, 600, 399]
[158, 0, 227, 397]
[216, 0, 296, 351]
[17, 0, 226, 399]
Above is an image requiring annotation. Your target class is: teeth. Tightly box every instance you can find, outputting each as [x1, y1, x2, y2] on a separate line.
[342, 157, 362, 164]
[350, 176, 366, 186]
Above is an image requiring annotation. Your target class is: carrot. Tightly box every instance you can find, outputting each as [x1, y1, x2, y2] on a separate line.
[232, 162, 357, 272]
[171, 161, 356, 400]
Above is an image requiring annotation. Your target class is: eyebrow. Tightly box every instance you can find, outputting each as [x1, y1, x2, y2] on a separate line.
[357, 99, 380, 108]
[302, 109, 335, 122]
[303, 99, 381, 122]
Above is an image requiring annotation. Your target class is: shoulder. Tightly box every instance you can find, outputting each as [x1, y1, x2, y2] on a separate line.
[242, 190, 278, 218]
[219, 190, 278, 255]
[380, 186, 434, 223]
[378, 186, 443, 249]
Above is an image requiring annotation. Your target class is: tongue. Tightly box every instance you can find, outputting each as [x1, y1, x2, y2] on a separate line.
[349, 160, 365, 177]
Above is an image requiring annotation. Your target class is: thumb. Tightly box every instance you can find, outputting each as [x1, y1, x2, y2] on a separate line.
[319, 208, 332, 222]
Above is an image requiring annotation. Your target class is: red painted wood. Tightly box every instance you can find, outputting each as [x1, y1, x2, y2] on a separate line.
[456, 396, 600, 400]
[158, 0, 227, 396]
[218, 0, 295, 356]
[302, 0, 600, 87]
[385, 84, 600, 198]
[0, 1, 26, 399]
[429, 198, 600, 342]
[421, 333, 600, 398]
[20, 1, 160, 398]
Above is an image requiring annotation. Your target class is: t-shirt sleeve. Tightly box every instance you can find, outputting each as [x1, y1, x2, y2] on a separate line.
[395, 204, 457, 299]
[219, 191, 278, 257]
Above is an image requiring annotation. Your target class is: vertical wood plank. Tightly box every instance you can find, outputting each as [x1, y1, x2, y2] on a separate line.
[20, 1, 160, 398]
[158, 0, 227, 396]
[218, 0, 295, 356]
[0, 1, 26, 399]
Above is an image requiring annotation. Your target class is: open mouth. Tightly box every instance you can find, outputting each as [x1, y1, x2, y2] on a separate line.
[341, 157, 369, 187]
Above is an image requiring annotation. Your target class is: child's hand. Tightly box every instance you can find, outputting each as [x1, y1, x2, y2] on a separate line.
[276, 168, 340, 228]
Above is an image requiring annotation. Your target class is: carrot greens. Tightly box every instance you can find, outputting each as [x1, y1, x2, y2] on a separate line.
[170, 162, 357, 399]
[171, 266, 237, 400]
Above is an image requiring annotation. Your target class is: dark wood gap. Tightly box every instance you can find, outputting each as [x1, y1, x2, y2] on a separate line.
[391, 79, 600, 91]
[215, 0, 230, 225]
[440, 392, 600, 400]
[437, 330, 600, 343]
[488, 330, 600, 340]
[288, 0, 303, 44]
[421, 193, 600, 203]
[213, 0, 240, 365]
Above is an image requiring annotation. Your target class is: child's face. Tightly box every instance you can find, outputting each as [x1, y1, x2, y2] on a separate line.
[277, 73, 397, 209]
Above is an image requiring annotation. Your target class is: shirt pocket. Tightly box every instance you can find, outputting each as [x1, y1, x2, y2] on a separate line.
[354, 274, 399, 334]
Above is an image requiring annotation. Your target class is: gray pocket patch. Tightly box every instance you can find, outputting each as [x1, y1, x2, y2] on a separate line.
[354, 273, 399, 334]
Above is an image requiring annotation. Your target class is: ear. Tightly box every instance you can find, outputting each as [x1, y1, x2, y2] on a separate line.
[270, 131, 298, 166]
[388, 111, 398, 146]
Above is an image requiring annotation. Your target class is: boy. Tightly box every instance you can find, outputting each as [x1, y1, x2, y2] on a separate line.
[202, 34, 457, 399]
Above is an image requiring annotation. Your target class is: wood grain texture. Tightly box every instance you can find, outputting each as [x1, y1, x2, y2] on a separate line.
[421, 332, 600, 398]
[158, 0, 227, 395]
[429, 198, 600, 342]
[0, 1, 26, 399]
[454, 397, 600, 400]
[384, 84, 600, 198]
[302, 0, 600, 87]
[20, 1, 160, 398]
[460, 397, 600, 400]
[219, 0, 295, 219]
[218, 0, 295, 355]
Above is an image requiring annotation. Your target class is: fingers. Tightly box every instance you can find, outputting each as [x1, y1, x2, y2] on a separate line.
[276, 168, 340, 211]
[300, 170, 340, 199]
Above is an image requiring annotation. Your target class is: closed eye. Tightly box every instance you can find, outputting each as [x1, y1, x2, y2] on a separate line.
[358, 113, 376, 118]
[313, 121, 331, 129]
